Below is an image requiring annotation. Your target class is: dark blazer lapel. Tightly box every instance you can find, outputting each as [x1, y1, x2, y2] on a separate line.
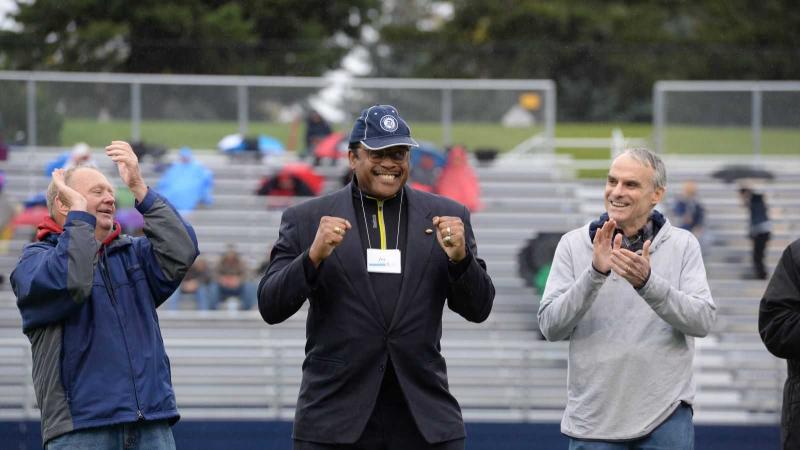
[389, 186, 435, 331]
[330, 184, 386, 329]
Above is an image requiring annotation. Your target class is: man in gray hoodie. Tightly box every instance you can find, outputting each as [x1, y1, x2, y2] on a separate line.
[538, 148, 716, 449]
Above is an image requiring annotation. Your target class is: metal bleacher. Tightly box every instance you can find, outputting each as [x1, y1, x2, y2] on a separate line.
[0, 148, 795, 427]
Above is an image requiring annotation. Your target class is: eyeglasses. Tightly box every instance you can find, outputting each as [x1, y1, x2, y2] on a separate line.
[364, 148, 409, 163]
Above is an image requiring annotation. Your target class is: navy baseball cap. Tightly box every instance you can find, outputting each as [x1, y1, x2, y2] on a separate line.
[349, 105, 419, 150]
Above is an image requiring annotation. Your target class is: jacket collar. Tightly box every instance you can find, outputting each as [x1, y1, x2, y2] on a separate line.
[586, 210, 671, 252]
[37, 215, 123, 248]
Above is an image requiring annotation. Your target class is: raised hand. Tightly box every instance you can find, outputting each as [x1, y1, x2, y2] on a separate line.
[433, 216, 467, 262]
[308, 216, 352, 267]
[51, 168, 87, 212]
[591, 218, 617, 274]
[610, 239, 652, 289]
[105, 141, 146, 201]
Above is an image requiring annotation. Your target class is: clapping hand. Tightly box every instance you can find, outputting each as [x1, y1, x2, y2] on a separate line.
[105, 141, 147, 202]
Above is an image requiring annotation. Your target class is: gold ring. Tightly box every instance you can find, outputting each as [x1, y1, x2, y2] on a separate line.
[334, 226, 342, 235]
[443, 235, 452, 244]
[446, 226, 451, 236]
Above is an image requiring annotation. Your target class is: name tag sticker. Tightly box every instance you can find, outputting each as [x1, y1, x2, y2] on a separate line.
[366, 249, 402, 274]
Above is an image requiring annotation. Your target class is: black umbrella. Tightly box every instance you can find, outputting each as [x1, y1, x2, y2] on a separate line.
[711, 165, 775, 183]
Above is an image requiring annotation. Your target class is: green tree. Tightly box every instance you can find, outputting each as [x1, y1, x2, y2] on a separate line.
[376, 0, 800, 121]
[0, 0, 379, 75]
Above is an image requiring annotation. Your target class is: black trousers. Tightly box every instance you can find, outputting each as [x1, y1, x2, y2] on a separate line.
[752, 232, 770, 279]
[294, 363, 465, 450]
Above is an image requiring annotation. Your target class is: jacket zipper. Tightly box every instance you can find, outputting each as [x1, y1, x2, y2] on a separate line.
[99, 249, 144, 420]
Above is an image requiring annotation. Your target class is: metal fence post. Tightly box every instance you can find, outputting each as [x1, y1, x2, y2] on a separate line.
[752, 88, 762, 161]
[441, 88, 452, 147]
[238, 84, 249, 136]
[131, 82, 141, 142]
[653, 83, 664, 153]
[545, 82, 557, 153]
[26, 79, 37, 147]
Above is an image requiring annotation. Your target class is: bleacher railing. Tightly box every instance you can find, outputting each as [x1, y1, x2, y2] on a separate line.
[0, 336, 784, 424]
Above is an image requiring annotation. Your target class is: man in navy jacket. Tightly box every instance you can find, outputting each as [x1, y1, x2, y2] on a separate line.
[12, 141, 198, 449]
[259, 105, 495, 449]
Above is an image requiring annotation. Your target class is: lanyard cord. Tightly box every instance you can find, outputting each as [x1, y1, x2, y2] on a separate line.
[358, 186, 404, 250]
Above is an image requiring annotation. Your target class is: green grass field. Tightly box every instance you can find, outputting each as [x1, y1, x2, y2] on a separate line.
[60, 118, 798, 160]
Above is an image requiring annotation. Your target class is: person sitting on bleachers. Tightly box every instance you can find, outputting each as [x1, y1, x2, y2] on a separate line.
[43, 142, 95, 176]
[155, 147, 214, 214]
[671, 180, 708, 255]
[166, 256, 212, 310]
[208, 246, 257, 311]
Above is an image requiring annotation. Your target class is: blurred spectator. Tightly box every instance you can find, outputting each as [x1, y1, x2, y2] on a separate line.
[12, 190, 48, 242]
[209, 246, 257, 310]
[673, 181, 704, 232]
[409, 145, 447, 192]
[0, 171, 19, 282]
[131, 141, 167, 165]
[311, 132, 348, 166]
[44, 142, 95, 176]
[739, 186, 771, 279]
[255, 173, 315, 197]
[114, 186, 144, 235]
[255, 163, 323, 197]
[218, 133, 285, 160]
[672, 180, 708, 254]
[166, 256, 212, 310]
[0, 134, 9, 161]
[435, 145, 482, 212]
[156, 147, 214, 214]
[304, 109, 332, 158]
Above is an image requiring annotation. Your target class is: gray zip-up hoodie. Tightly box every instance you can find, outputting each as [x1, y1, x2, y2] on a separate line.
[538, 217, 716, 440]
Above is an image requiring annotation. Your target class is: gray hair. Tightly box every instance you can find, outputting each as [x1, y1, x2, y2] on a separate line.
[617, 147, 667, 190]
[46, 164, 100, 219]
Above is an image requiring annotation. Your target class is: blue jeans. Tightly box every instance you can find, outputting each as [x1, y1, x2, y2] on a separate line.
[208, 281, 257, 310]
[569, 403, 694, 450]
[46, 420, 175, 450]
[166, 284, 210, 310]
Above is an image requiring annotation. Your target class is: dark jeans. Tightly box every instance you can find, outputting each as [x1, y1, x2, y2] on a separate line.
[753, 232, 771, 279]
[294, 364, 464, 450]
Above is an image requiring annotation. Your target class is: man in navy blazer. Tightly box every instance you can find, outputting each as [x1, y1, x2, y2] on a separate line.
[258, 105, 495, 449]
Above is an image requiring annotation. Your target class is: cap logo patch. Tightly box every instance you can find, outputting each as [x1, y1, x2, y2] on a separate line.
[379, 115, 398, 132]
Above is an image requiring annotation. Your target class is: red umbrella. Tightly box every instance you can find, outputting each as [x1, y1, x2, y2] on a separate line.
[279, 163, 325, 195]
[312, 132, 347, 160]
[12, 206, 50, 227]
